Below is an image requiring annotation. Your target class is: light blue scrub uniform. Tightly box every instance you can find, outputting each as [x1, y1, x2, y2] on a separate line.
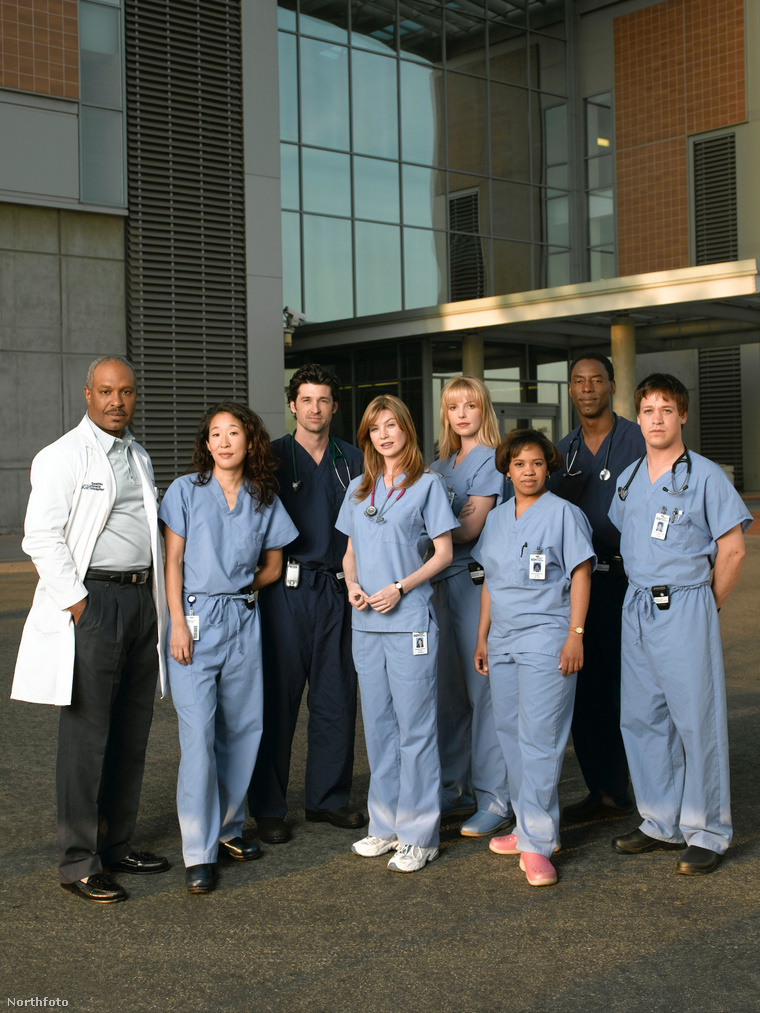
[609, 450, 752, 854]
[430, 445, 509, 816]
[159, 474, 297, 866]
[336, 471, 458, 848]
[473, 492, 595, 857]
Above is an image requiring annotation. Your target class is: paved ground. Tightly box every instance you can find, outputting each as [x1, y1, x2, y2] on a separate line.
[0, 539, 759, 1013]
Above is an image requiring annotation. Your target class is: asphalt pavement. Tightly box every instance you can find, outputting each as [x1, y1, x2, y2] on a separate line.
[1, 536, 759, 1013]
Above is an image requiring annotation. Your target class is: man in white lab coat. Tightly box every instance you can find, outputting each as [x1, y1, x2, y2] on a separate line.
[13, 356, 169, 903]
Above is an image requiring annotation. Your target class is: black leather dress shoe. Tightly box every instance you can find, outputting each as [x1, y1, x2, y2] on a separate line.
[677, 845, 722, 875]
[110, 850, 170, 874]
[305, 806, 367, 829]
[563, 793, 635, 823]
[613, 828, 686, 854]
[186, 865, 215, 893]
[62, 873, 127, 904]
[219, 837, 262, 862]
[257, 817, 290, 844]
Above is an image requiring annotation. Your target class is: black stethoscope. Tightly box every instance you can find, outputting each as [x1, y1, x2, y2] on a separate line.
[290, 435, 351, 492]
[365, 480, 405, 523]
[564, 415, 619, 482]
[617, 447, 692, 501]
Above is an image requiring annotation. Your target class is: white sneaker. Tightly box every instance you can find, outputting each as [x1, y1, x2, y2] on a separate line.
[387, 844, 439, 873]
[352, 835, 398, 857]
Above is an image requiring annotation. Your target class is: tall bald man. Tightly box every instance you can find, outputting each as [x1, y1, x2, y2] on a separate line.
[13, 356, 169, 903]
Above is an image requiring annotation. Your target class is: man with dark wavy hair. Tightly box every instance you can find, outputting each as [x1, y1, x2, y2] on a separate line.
[248, 364, 366, 843]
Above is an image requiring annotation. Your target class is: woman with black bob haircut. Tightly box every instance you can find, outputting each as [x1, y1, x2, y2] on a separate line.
[159, 401, 297, 894]
[336, 395, 459, 873]
[472, 428, 595, 887]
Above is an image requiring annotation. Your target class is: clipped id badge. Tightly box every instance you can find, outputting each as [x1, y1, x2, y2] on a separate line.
[651, 510, 669, 540]
[529, 553, 546, 580]
[185, 595, 200, 640]
[412, 632, 428, 655]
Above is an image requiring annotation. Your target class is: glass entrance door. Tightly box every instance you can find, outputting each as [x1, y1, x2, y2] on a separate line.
[493, 404, 560, 442]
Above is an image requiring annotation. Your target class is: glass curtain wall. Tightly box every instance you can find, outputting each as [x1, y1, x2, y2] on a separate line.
[279, 0, 570, 324]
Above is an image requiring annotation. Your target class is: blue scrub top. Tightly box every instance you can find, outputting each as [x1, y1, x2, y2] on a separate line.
[336, 470, 459, 633]
[608, 449, 752, 588]
[271, 434, 363, 571]
[547, 415, 645, 557]
[159, 473, 298, 594]
[431, 444, 505, 579]
[473, 491, 595, 657]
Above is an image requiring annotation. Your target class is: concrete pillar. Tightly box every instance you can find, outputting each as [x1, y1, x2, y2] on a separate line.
[462, 332, 484, 379]
[611, 316, 636, 420]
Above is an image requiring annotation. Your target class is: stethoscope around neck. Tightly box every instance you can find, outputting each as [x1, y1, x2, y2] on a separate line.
[617, 447, 692, 501]
[365, 478, 405, 523]
[564, 415, 618, 482]
[290, 434, 351, 492]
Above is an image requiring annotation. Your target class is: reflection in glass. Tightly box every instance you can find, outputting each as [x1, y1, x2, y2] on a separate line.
[490, 82, 530, 181]
[488, 25, 528, 86]
[546, 247, 570, 287]
[398, 3, 442, 64]
[303, 215, 353, 321]
[587, 155, 613, 189]
[543, 101, 567, 168]
[351, 0, 396, 54]
[300, 2, 348, 43]
[447, 73, 488, 175]
[278, 3, 296, 31]
[444, 10, 487, 76]
[354, 157, 400, 223]
[449, 174, 490, 235]
[81, 107, 123, 206]
[546, 195, 569, 247]
[529, 1, 566, 39]
[450, 231, 489, 301]
[546, 164, 569, 191]
[588, 191, 614, 246]
[586, 94, 613, 154]
[530, 34, 566, 95]
[402, 164, 446, 229]
[282, 211, 302, 311]
[492, 179, 533, 242]
[486, 1, 528, 33]
[302, 148, 350, 215]
[279, 32, 299, 142]
[492, 237, 533, 295]
[352, 50, 399, 159]
[590, 249, 616, 280]
[80, 2, 121, 108]
[301, 37, 349, 150]
[400, 61, 443, 166]
[355, 222, 402, 317]
[404, 228, 447, 309]
[280, 143, 299, 209]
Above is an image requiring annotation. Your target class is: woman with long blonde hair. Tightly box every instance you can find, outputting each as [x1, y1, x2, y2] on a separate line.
[431, 376, 512, 838]
[336, 395, 458, 873]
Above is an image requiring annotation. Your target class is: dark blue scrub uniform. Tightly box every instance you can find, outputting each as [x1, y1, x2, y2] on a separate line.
[247, 434, 363, 818]
[547, 415, 645, 803]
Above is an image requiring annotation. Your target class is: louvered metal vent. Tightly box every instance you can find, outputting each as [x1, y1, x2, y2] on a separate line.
[124, 0, 247, 489]
[698, 346, 743, 490]
[693, 134, 738, 266]
[449, 190, 486, 301]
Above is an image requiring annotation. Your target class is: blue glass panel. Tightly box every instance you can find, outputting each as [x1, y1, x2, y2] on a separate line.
[404, 228, 447, 309]
[300, 4, 349, 44]
[80, 2, 121, 108]
[402, 164, 446, 229]
[81, 106, 124, 206]
[302, 148, 351, 215]
[279, 32, 298, 142]
[354, 157, 400, 223]
[281, 143, 299, 209]
[301, 37, 350, 150]
[588, 190, 614, 246]
[546, 195, 569, 246]
[278, 4, 296, 30]
[355, 222, 402, 316]
[400, 61, 444, 166]
[303, 215, 353, 321]
[446, 73, 488, 175]
[352, 50, 398, 158]
[282, 211, 302, 311]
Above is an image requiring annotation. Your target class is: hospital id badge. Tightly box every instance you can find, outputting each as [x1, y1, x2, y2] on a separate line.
[412, 632, 428, 655]
[529, 553, 546, 580]
[651, 511, 669, 540]
[184, 615, 200, 641]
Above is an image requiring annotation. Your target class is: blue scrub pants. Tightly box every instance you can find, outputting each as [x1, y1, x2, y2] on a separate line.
[432, 572, 510, 815]
[488, 650, 576, 857]
[169, 595, 263, 866]
[621, 583, 731, 854]
[352, 626, 441, 848]
[248, 569, 357, 817]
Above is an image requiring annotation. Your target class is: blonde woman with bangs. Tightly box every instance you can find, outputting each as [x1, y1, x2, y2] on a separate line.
[336, 395, 458, 873]
[430, 376, 512, 838]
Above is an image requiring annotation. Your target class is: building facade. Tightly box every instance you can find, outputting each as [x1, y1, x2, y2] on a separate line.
[1, 0, 758, 529]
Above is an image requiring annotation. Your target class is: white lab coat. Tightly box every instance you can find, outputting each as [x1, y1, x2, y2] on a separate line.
[12, 415, 168, 706]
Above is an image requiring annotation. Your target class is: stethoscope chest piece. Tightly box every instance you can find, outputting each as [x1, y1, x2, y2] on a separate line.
[365, 505, 377, 517]
[600, 468, 611, 481]
[291, 480, 302, 492]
